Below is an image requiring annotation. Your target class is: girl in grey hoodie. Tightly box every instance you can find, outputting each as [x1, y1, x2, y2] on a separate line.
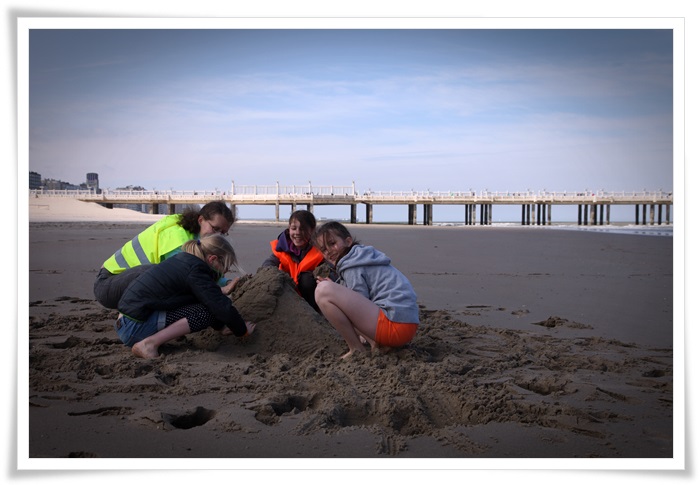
[313, 221, 420, 359]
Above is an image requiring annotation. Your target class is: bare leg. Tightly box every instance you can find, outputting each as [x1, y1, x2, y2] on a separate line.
[132, 318, 190, 359]
[315, 280, 381, 359]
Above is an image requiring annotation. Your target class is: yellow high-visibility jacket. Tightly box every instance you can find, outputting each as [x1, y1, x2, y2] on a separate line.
[103, 214, 195, 274]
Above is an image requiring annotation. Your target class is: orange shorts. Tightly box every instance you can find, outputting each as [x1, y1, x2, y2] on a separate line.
[374, 310, 418, 347]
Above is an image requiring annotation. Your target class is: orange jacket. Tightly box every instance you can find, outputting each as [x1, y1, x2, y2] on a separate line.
[270, 239, 324, 285]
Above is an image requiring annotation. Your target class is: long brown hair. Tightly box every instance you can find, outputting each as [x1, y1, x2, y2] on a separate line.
[180, 201, 236, 235]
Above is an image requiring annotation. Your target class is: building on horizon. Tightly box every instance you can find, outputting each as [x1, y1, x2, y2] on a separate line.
[86, 172, 99, 192]
[29, 171, 41, 189]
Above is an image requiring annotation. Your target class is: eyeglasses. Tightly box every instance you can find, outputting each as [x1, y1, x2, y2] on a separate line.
[207, 221, 229, 236]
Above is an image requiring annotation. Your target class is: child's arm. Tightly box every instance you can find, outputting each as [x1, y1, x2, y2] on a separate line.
[188, 268, 249, 337]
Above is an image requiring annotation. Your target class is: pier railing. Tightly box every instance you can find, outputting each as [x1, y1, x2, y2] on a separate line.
[29, 185, 672, 226]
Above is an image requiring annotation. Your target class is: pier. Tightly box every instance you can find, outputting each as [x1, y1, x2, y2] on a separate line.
[30, 182, 673, 226]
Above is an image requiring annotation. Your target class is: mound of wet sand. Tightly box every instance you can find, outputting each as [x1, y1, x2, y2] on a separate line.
[28, 266, 673, 458]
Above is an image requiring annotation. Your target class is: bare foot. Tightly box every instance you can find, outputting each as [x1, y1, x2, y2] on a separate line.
[220, 327, 233, 336]
[340, 348, 367, 360]
[131, 340, 159, 359]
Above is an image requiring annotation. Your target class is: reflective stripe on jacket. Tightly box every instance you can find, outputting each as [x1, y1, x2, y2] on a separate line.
[103, 214, 195, 274]
[270, 239, 324, 285]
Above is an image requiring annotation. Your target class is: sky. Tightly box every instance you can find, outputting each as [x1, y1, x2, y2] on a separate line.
[24, 21, 677, 221]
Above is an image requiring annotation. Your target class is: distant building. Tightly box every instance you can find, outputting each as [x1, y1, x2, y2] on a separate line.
[29, 171, 41, 189]
[42, 178, 80, 190]
[86, 172, 99, 191]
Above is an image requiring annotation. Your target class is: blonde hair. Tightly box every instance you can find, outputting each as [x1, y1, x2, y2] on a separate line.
[181, 234, 241, 274]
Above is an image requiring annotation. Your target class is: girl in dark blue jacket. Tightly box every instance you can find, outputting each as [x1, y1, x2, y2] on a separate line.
[117, 234, 255, 359]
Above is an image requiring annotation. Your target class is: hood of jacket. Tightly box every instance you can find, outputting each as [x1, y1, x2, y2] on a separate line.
[337, 244, 391, 272]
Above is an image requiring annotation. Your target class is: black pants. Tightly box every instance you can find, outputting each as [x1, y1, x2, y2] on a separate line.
[297, 271, 320, 313]
[93, 265, 154, 309]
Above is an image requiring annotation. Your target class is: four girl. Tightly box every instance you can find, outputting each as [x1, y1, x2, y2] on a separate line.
[111, 209, 419, 360]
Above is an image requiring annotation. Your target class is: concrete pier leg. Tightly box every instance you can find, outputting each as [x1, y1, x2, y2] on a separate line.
[366, 204, 373, 224]
[583, 205, 588, 225]
[465, 204, 471, 225]
[606, 204, 611, 225]
[409, 204, 416, 225]
[650, 204, 655, 225]
[666, 204, 671, 225]
[488, 204, 492, 225]
[521, 205, 526, 225]
[423, 204, 433, 226]
[351, 204, 357, 224]
[530, 204, 536, 226]
[151, 203, 159, 214]
[657, 204, 662, 225]
[642, 204, 647, 225]
[291, 203, 297, 213]
[578, 205, 582, 225]
[635, 204, 639, 225]
[472, 204, 477, 226]
[547, 204, 552, 225]
[275, 203, 280, 222]
[168, 204, 176, 215]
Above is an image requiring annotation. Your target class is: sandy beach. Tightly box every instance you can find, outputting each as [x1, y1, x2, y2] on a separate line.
[20, 198, 678, 469]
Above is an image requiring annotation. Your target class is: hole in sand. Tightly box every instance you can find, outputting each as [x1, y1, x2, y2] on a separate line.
[162, 406, 216, 429]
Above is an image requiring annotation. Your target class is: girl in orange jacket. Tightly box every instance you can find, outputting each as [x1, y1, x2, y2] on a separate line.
[261, 210, 324, 311]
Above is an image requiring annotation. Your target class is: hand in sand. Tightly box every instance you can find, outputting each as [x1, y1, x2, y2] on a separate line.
[221, 277, 240, 295]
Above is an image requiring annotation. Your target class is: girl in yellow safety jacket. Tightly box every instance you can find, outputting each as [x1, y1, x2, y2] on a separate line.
[261, 210, 324, 311]
[94, 201, 236, 309]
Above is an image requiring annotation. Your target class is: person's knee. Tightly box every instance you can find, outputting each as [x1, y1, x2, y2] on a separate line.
[315, 279, 333, 301]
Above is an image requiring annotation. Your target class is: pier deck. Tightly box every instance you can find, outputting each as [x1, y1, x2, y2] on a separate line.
[30, 183, 673, 226]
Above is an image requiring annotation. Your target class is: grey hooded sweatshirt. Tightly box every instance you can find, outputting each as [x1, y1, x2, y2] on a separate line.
[336, 244, 420, 324]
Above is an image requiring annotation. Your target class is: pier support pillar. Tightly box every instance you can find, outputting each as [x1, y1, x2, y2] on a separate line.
[650, 204, 655, 225]
[547, 204, 552, 225]
[168, 204, 176, 215]
[665, 204, 671, 225]
[151, 203, 159, 215]
[365, 204, 373, 224]
[423, 204, 433, 226]
[606, 204, 611, 225]
[291, 203, 297, 213]
[350, 204, 357, 224]
[642, 204, 647, 225]
[578, 205, 582, 225]
[466, 204, 477, 225]
[275, 203, 280, 222]
[408, 204, 417, 225]
[521, 205, 526, 225]
[530, 204, 536, 226]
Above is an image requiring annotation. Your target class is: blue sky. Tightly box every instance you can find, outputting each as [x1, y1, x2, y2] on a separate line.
[26, 25, 675, 220]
